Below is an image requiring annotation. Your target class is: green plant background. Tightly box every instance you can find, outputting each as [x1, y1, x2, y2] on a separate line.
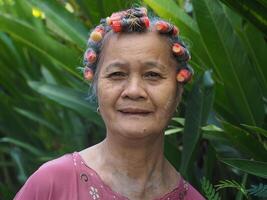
[0, 0, 266, 199]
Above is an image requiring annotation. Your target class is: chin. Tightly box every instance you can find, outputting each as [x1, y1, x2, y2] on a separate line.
[112, 123, 163, 140]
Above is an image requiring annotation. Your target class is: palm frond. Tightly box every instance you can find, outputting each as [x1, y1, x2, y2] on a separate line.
[247, 183, 267, 198]
[215, 180, 248, 199]
[201, 177, 222, 200]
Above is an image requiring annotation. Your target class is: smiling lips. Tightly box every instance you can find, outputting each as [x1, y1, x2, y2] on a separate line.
[118, 108, 152, 115]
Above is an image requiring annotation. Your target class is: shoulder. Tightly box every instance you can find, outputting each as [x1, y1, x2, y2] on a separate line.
[14, 153, 76, 200]
[38, 153, 75, 178]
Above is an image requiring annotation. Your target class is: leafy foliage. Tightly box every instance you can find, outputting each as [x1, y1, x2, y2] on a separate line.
[201, 177, 222, 200]
[0, 0, 266, 199]
[248, 183, 267, 198]
[215, 180, 248, 199]
[146, 0, 267, 198]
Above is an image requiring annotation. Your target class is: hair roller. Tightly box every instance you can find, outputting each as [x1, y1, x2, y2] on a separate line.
[84, 49, 97, 64]
[111, 20, 123, 32]
[176, 68, 192, 83]
[129, 7, 147, 17]
[89, 25, 105, 42]
[83, 67, 94, 81]
[172, 43, 185, 56]
[82, 7, 194, 85]
[106, 11, 127, 25]
[155, 21, 179, 36]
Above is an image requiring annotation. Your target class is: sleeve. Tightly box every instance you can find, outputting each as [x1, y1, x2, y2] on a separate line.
[13, 154, 75, 200]
[13, 165, 55, 200]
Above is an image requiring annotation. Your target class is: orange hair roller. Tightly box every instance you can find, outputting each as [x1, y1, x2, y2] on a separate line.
[84, 67, 94, 81]
[176, 69, 192, 83]
[172, 43, 185, 56]
[155, 21, 179, 36]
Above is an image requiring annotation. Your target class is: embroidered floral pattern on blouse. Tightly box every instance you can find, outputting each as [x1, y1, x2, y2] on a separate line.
[74, 152, 197, 200]
[89, 186, 100, 200]
[178, 180, 189, 200]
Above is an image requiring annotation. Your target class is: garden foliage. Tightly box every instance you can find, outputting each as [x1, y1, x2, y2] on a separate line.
[0, 0, 266, 199]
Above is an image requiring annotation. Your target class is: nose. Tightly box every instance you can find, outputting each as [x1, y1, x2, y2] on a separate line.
[121, 76, 147, 100]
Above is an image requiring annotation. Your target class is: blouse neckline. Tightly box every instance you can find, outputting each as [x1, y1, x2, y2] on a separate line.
[73, 152, 184, 200]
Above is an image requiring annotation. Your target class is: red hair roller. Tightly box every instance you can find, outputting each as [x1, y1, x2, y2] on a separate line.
[86, 50, 97, 63]
[176, 69, 192, 83]
[111, 20, 122, 32]
[141, 17, 150, 28]
[84, 67, 94, 81]
[172, 43, 185, 56]
[155, 21, 179, 36]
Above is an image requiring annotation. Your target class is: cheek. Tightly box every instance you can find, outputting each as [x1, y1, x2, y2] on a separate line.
[97, 80, 123, 111]
[153, 82, 178, 114]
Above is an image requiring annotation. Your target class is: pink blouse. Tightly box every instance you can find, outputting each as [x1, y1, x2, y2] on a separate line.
[14, 152, 205, 200]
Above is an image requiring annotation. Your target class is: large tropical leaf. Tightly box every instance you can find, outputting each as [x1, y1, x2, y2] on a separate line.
[221, 158, 267, 179]
[238, 23, 267, 98]
[219, 0, 267, 35]
[0, 13, 81, 78]
[28, 81, 104, 127]
[192, 0, 264, 126]
[180, 70, 215, 177]
[28, 0, 88, 48]
[220, 121, 267, 161]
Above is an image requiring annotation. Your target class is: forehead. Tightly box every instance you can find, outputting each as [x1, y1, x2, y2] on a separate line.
[100, 31, 176, 68]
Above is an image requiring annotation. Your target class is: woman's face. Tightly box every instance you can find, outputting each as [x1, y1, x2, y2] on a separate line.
[97, 32, 181, 139]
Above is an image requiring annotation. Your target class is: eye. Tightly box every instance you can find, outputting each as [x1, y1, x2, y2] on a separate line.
[144, 71, 162, 80]
[107, 71, 127, 79]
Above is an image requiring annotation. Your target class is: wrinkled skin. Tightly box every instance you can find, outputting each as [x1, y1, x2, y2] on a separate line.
[81, 32, 183, 200]
[97, 31, 182, 139]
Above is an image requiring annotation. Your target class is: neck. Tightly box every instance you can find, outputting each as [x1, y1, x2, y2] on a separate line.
[97, 132, 170, 199]
[101, 132, 166, 180]
[81, 131, 178, 199]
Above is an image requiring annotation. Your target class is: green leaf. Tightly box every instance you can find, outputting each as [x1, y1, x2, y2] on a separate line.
[10, 148, 27, 183]
[14, 108, 61, 134]
[248, 183, 267, 198]
[193, 0, 264, 126]
[201, 177, 222, 200]
[164, 128, 183, 135]
[164, 135, 181, 170]
[215, 179, 248, 199]
[241, 124, 267, 138]
[180, 70, 215, 177]
[221, 121, 267, 161]
[143, 0, 214, 72]
[239, 23, 267, 98]
[29, 0, 88, 48]
[0, 137, 43, 156]
[201, 124, 223, 132]
[221, 158, 267, 179]
[0, 13, 81, 78]
[219, 0, 267, 35]
[171, 117, 185, 126]
[28, 81, 104, 127]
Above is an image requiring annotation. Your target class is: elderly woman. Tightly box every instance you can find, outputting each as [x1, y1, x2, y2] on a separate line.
[14, 7, 205, 200]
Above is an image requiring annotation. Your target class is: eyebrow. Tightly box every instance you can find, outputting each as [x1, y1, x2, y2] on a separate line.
[141, 61, 167, 70]
[104, 61, 129, 72]
[104, 60, 168, 72]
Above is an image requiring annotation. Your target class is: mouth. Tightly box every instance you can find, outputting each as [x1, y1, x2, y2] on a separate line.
[118, 108, 152, 116]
